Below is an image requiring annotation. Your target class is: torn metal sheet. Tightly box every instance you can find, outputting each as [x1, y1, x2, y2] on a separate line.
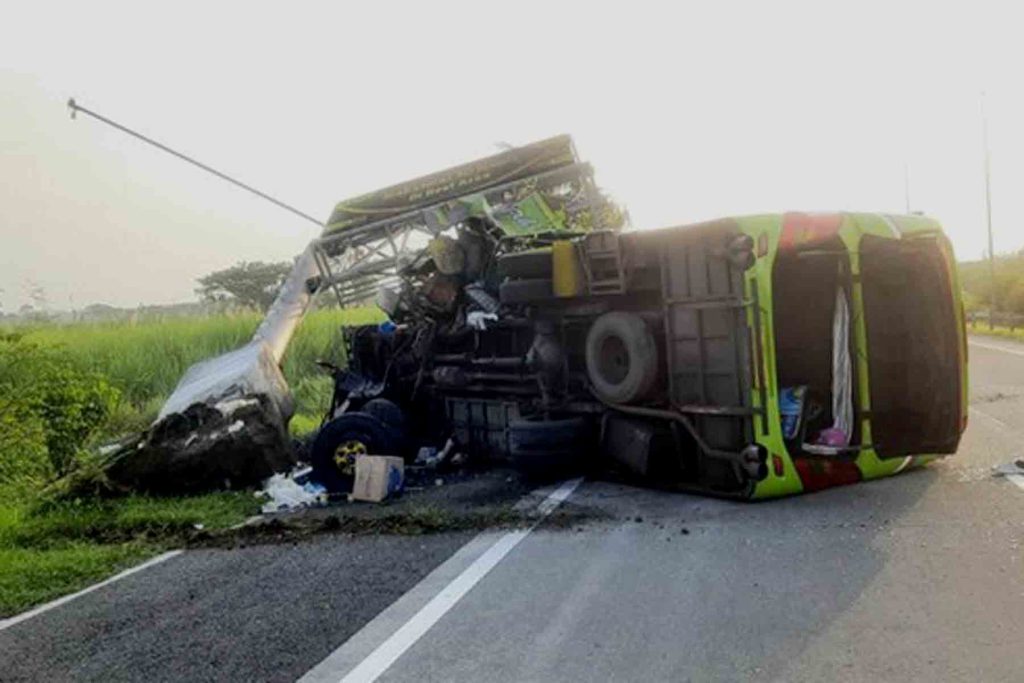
[109, 392, 294, 493]
[109, 246, 321, 492]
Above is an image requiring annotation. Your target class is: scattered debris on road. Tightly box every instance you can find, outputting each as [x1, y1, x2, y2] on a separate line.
[992, 460, 1024, 477]
[259, 468, 328, 513]
[351, 456, 404, 503]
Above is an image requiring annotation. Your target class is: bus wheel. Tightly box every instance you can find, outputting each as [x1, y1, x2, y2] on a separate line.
[311, 412, 399, 492]
[362, 398, 407, 434]
[509, 416, 588, 452]
[585, 312, 658, 404]
[508, 416, 589, 478]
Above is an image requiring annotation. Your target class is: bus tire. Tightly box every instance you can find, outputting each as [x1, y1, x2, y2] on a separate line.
[311, 412, 399, 492]
[362, 398, 406, 434]
[585, 311, 658, 404]
[508, 416, 587, 452]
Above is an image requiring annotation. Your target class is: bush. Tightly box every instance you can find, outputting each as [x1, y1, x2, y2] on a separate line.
[0, 406, 49, 498]
[0, 336, 119, 497]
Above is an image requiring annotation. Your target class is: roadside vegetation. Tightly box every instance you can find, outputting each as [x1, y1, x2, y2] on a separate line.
[0, 306, 382, 616]
[959, 251, 1024, 316]
[955, 253, 1024, 343]
[965, 321, 1024, 342]
[0, 493, 257, 615]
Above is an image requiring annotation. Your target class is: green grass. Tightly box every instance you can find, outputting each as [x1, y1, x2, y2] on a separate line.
[0, 493, 261, 548]
[0, 543, 155, 617]
[966, 321, 1024, 342]
[0, 492, 259, 616]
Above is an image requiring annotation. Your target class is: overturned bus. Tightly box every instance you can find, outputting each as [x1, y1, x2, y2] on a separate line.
[308, 138, 967, 499]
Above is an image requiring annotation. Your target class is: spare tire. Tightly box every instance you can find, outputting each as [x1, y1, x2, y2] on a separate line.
[585, 312, 659, 404]
[497, 249, 553, 280]
[499, 278, 553, 304]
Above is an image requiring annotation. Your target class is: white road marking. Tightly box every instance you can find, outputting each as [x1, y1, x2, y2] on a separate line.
[305, 477, 583, 683]
[969, 406, 1013, 432]
[968, 406, 1024, 493]
[298, 533, 508, 683]
[0, 550, 183, 632]
[969, 339, 1024, 358]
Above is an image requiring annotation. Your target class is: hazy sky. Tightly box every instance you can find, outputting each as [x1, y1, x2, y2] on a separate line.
[3, 0, 1023, 311]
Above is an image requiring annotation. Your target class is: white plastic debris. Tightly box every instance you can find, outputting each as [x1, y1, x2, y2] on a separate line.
[214, 397, 261, 418]
[992, 460, 1024, 477]
[415, 446, 440, 467]
[467, 311, 498, 330]
[260, 472, 327, 513]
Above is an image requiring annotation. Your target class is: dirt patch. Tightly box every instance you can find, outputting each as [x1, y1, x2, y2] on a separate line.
[193, 467, 606, 549]
[973, 391, 1021, 404]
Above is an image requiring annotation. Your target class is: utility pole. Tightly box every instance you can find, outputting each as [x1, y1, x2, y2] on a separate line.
[66, 98, 324, 228]
[981, 92, 996, 329]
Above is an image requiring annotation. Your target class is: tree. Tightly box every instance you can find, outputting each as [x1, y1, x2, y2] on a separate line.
[24, 280, 48, 311]
[195, 261, 291, 312]
[1006, 279, 1024, 315]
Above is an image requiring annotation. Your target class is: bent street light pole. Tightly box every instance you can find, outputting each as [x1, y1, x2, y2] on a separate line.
[982, 93, 996, 329]
[66, 97, 325, 456]
[66, 98, 324, 229]
[66, 95, 324, 365]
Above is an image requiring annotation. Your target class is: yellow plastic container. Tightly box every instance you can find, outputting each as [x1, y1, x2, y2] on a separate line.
[552, 240, 585, 297]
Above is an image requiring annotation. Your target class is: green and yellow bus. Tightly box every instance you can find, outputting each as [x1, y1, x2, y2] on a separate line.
[312, 142, 966, 498]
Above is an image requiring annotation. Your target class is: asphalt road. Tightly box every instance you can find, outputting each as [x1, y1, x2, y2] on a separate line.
[3, 336, 1024, 682]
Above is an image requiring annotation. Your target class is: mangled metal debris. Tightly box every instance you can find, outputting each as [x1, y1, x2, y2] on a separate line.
[109, 391, 292, 493]
[107, 246, 320, 493]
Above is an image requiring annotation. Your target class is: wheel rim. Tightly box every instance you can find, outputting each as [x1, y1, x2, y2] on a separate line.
[333, 439, 368, 474]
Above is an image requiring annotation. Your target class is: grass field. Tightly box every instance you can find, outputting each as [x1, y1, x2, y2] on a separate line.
[0, 306, 382, 616]
[17, 306, 384, 436]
